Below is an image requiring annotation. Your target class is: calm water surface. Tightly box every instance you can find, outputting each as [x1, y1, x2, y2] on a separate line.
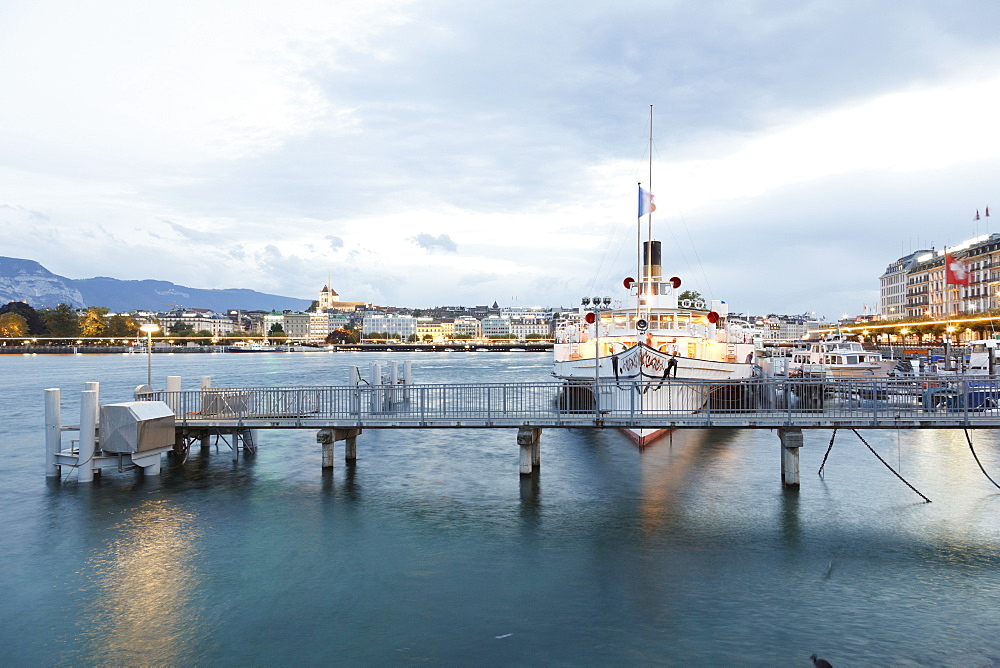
[2, 351, 1000, 665]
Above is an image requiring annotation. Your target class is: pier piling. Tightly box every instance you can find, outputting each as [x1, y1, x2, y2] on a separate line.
[317, 428, 362, 468]
[517, 427, 541, 475]
[78, 389, 98, 483]
[44, 388, 61, 477]
[779, 427, 802, 489]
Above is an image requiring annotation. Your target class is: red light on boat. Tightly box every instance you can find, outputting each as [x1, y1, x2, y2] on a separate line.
[707, 311, 719, 323]
[585, 312, 596, 324]
[623, 277, 635, 289]
[669, 276, 681, 288]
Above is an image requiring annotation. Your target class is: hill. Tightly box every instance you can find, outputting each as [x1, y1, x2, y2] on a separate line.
[0, 257, 311, 312]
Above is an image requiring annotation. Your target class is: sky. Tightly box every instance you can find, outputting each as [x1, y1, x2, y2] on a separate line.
[2, 0, 1000, 319]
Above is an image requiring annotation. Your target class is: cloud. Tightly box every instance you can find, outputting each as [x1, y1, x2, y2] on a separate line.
[3, 2, 1000, 317]
[409, 233, 458, 253]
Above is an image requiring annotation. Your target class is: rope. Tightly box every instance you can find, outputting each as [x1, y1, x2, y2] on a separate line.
[818, 429, 837, 476]
[852, 429, 931, 503]
[964, 428, 1000, 491]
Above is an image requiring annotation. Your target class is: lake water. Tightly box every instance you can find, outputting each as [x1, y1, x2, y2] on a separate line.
[2, 351, 1000, 665]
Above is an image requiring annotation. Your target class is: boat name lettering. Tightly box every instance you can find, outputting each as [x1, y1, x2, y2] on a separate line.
[617, 351, 667, 374]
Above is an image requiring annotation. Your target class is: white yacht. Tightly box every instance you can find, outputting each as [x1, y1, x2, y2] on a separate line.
[786, 338, 891, 377]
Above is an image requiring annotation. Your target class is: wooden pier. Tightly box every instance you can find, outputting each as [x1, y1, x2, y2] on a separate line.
[45, 373, 1000, 489]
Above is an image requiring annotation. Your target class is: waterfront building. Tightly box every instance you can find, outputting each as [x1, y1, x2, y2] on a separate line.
[416, 317, 444, 342]
[509, 313, 552, 340]
[880, 250, 930, 321]
[451, 317, 482, 339]
[755, 315, 822, 342]
[308, 311, 353, 344]
[156, 309, 236, 337]
[263, 311, 284, 337]
[362, 314, 418, 341]
[482, 315, 511, 339]
[282, 312, 311, 341]
[878, 233, 1000, 319]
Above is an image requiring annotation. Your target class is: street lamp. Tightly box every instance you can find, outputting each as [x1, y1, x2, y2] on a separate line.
[139, 323, 160, 386]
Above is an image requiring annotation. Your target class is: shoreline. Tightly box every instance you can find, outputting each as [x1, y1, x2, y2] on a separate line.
[1, 342, 554, 355]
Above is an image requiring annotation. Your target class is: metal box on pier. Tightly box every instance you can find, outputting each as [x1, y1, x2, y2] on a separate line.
[99, 401, 175, 454]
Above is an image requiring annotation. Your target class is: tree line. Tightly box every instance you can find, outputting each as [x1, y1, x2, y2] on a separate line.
[0, 303, 144, 339]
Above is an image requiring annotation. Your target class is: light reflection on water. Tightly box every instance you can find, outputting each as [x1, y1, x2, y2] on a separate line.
[1, 352, 1000, 664]
[79, 500, 202, 666]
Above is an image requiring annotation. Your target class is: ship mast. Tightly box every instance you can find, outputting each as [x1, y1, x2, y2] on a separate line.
[637, 105, 653, 322]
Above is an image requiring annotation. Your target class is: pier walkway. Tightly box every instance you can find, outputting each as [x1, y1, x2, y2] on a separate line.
[46, 375, 1000, 488]
[139, 376, 1000, 431]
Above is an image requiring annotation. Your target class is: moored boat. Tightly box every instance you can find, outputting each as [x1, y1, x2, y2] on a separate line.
[785, 338, 892, 377]
[552, 108, 759, 447]
[227, 342, 285, 353]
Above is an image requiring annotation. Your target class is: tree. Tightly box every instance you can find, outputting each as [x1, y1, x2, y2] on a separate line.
[40, 304, 80, 338]
[106, 314, 139, 337]
[169, 321, 195, 337]
[0, 302, 45, 335]
[79, 306, 110, 337]
[0, 312, 28, 338]
[306, 300, 319, 313]
[268, 323, 287, 341]
[678, 290, 703, 303]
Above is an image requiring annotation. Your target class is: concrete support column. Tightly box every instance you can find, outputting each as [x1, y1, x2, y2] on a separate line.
[232, 428, 240, 461]
[517, 427, 541, 476]
[343, 434, 357, 464]
[317, 428, 361, 468]
[318, 429, 335, 468]
[44, 388, 61, 478]
[78, 389, 98, 483]
[779, 427, 803, 489]
[200, 430, 211, 450]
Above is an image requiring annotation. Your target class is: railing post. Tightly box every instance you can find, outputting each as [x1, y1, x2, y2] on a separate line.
[873, 379, 879, 424]
[420, 386, 426, 426]
[963, 378, 969, 425]
[705, 381, 711, 424]
[593, 378, 600, 421]
[786, 379, 792, 424]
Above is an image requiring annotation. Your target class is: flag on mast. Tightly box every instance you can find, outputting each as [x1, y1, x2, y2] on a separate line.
[638, 185, 656, 218]
[945, 252, 970, 285]
[976, 209, 981, 221]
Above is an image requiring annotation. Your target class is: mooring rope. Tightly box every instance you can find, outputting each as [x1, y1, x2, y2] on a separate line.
[852, 429, 931, 503]
[964, 428, 1000, 491]
[818, 428, 837, 476]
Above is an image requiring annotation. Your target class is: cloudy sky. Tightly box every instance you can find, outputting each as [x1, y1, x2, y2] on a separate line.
[2, 1, 999, 318]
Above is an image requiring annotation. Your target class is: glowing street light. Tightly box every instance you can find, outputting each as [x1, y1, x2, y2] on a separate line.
[139, 323, 160, 386]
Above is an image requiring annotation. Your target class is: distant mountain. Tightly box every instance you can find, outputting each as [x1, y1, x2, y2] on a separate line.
[0, 257, 86, 309]
[0, 257, 311, 312]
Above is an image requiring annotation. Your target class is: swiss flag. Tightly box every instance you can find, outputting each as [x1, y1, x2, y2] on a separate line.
[946, 253, 970, 285]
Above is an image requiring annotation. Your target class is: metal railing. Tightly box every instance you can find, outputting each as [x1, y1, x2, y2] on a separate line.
[138, 376, 1000, 429]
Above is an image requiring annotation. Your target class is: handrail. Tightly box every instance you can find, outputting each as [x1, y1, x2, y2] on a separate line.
[135, 376, 1000, 429]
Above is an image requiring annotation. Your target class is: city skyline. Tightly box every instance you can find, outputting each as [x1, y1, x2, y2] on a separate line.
[2, 2, 1000, 319]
